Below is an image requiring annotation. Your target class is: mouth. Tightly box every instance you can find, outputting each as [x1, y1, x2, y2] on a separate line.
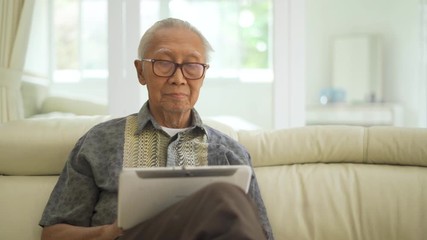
[164, 92, 188, 99]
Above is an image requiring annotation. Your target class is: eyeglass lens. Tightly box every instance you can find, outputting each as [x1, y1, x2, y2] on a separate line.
[153, 60, 205, 79]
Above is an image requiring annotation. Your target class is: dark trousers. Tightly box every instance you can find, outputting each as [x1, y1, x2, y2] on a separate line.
[121, 182, 266, 240]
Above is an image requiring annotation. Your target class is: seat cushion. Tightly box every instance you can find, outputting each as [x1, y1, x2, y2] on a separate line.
[254, 163, 427, 240]
[0, 176, 58, 240]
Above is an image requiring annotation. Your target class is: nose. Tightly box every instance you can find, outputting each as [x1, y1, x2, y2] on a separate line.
[168, 66, 187, 85]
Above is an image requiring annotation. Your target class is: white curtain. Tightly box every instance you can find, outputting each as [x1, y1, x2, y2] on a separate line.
[0, 0, 35, 123]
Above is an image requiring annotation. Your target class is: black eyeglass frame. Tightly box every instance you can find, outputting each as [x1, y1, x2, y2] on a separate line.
[141, 58, 209, 80]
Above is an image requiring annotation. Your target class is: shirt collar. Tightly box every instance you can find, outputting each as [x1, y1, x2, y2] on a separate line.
[136, 101, 206, 134]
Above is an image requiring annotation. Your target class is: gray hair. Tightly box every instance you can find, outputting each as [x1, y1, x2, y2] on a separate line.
[137, 18, 213, 62]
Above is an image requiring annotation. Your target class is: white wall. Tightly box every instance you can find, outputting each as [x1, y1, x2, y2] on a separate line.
[306, 0, 426, 127]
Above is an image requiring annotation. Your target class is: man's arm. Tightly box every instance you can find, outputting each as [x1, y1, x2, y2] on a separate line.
[41, 222, 122, 240]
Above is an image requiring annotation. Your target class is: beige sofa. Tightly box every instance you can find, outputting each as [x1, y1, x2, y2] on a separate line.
[1, 116, 426, 240]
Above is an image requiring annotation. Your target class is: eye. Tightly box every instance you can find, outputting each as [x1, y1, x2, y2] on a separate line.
[184, 63, 203, 72]
[154, 60, 175, 75]
[156, 60, 174, 69]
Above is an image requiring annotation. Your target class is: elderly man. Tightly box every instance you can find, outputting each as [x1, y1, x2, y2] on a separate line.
[39, 18, 274, 240]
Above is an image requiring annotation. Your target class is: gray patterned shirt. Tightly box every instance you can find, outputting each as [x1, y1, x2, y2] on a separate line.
[39, 102, 274, 239]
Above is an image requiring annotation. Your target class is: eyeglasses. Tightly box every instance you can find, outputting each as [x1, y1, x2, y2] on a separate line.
[141, 59, 209, 80]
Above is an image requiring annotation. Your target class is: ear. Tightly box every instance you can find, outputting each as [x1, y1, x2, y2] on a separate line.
[134, 60, 146, 85]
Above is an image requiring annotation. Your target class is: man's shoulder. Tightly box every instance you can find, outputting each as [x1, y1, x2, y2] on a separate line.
[89, 115, 131, 132]
[80, 115, 133, 143]
[203, 125, 247, 152]
[203, 124, 236, 141]
[203, 124, 252, 165]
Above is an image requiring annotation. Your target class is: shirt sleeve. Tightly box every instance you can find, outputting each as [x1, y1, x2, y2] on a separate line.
[39, 134, 99, 227]
[228, 148, 275, 240]
[205, 126, 275, 240]
[245, 155, 275, 240]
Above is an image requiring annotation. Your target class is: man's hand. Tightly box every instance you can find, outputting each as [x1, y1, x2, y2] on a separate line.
[41, 221, 123, 240]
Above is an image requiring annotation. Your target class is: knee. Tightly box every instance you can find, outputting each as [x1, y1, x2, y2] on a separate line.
[206, 181, 244, 192]
[200, 182, 246, 201]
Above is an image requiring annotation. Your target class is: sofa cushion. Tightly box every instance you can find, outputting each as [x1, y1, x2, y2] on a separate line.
[254, 163, 427, 240]
[0, 176, 58, 239]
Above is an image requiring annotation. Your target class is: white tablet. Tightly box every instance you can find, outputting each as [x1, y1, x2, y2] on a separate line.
[117, 165, 252, 230]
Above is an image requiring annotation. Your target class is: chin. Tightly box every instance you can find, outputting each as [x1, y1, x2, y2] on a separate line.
[165, 103, 192, 113]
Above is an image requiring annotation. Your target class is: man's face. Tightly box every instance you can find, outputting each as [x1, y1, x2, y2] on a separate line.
[135, 27, 207, 118]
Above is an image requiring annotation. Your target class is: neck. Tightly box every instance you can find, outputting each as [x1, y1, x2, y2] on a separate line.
[154, 110, 192, 128]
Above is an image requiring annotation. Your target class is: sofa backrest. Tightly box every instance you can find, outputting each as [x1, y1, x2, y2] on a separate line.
[0, 116, 111, 176]
[0, 117, 236, 176]
[238, 125, 427, 167]
[239, 125, 427, 240]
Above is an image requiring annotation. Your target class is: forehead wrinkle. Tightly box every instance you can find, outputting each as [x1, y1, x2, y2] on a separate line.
[153, 48, 204, 61]
[154, 48, 172, 55]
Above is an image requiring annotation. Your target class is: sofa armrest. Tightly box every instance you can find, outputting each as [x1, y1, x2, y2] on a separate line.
[40, 96, 108, 116]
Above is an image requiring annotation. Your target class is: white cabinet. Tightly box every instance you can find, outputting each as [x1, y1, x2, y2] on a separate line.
[306, 103, 403, 126]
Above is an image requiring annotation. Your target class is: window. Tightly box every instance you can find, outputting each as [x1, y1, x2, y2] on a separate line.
[41, 0, 303, 129]
[140, 0, 273, 83]
[50, 0, 108, 103]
